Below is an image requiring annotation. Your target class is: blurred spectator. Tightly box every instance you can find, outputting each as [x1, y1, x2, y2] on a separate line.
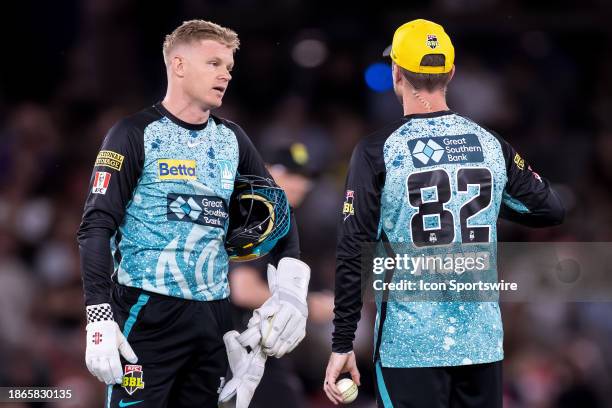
[230, 141, 326, 407]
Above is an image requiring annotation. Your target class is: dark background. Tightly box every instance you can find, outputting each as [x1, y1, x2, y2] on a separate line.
[1, 1, 611, 407]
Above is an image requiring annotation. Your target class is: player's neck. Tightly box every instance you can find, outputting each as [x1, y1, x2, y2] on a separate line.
[401, 88, 449, 116]
[162, 89, 210, 125]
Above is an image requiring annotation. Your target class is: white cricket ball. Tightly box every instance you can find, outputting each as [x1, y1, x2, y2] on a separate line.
[336, 378, 358, 404]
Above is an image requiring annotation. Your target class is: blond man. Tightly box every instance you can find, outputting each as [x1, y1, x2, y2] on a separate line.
[78, 20, 306, 408]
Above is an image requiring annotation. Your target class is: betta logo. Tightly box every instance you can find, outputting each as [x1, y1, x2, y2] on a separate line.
[158, 159, 197, 180]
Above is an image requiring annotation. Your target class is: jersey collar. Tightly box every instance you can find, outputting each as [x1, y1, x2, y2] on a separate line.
[154, 102, 210, 131]
[403, 110, 455, 120]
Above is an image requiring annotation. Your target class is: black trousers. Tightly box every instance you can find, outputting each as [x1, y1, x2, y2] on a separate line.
[106, 284, 232, 408]
[375, 360, 503, 408]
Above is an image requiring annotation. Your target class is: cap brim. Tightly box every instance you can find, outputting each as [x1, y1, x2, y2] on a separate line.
[382, 44, 392, 57]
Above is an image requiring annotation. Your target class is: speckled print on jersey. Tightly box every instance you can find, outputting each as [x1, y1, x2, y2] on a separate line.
[113, 117, 239, 300]
[377, 114, 507, 367]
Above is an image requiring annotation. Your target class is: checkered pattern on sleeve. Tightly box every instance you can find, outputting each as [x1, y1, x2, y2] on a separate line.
[86, 303, 114, 324]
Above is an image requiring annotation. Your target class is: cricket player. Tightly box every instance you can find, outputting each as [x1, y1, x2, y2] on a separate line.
[77, 20, 309, 408]
[324, 19, 564, 407]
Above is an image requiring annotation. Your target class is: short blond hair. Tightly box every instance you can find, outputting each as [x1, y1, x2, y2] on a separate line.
[162, 20, 240, 65]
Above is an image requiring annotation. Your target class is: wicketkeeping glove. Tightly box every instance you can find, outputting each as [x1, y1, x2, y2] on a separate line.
[85, 303, 138, 385]
[218, 329, 267, 408]
[250, 257, 310, 358]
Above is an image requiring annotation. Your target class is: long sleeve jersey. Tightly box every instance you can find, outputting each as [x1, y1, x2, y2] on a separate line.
[332, 110, 564, 367]
[77, 103, 299, 306]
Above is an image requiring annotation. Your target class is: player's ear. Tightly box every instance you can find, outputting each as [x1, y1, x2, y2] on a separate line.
[392, 63, 403, 87]
[171, 54, 186, 78]
[448, 65, 455, 82]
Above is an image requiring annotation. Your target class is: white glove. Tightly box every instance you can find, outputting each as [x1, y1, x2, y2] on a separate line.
[85, 304, 138, 385]
[218, 330, 267, 408]
[252, 257, 310, 358]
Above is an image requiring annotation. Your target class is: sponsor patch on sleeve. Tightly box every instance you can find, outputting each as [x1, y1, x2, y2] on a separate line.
[95, 150, 125, 171]
[528, 165, 542, 182]
[92, 171, 111, 194]
[513, 153, 525, 170]
[342, 190, 355, 221]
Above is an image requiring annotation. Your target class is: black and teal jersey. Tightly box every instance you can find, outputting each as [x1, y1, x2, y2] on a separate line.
[332, 110, 564, 367]
[78, 103, 299, 306]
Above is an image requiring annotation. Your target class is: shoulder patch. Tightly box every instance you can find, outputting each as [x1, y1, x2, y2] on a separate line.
[95, 150, 125, 171]
[92, 171, 111, 194]
[342, 190, 355, 221]
[513, 153, 525, 170]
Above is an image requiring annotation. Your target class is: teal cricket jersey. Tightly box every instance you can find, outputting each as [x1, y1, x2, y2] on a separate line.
[332, 110, 564, 367]
[78, 103, 298, 305]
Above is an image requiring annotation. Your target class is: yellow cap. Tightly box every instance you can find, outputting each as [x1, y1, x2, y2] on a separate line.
[383, 19, 454, 74]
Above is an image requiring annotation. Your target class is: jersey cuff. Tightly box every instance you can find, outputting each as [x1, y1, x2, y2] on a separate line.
[332, 341, 354, 354]
[86, 303, 114, 324]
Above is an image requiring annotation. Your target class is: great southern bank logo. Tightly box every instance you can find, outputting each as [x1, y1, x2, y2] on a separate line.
[167, 193, 228, 228]
[169, 195, 202, 222]
[408, 134, 484, 168]
[411, 139, 445, 165]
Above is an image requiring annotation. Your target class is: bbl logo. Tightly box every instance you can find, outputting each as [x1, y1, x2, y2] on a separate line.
[122, 365, 145, 395]
[426, 34, 438, 49]
[342, 190, 355, 221]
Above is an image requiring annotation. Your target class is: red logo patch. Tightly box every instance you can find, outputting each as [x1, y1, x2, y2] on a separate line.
[92, 171, 111, 195]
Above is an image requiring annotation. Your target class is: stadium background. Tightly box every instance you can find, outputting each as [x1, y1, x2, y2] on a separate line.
[1, 0, 611, 406]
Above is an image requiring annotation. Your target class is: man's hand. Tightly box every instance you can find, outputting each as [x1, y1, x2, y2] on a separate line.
[323, 352, 361, 405]
[250, 257, 310, 358]
[85, 304, 137, 385]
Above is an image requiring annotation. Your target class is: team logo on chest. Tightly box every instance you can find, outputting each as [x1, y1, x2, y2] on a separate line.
[217, 160, 234, 190]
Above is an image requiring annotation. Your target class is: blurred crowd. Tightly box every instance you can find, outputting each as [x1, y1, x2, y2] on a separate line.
[1, 0, 612, 407]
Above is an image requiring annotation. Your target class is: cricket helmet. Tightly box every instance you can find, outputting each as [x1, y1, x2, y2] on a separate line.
[225, 175, 291, 261]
